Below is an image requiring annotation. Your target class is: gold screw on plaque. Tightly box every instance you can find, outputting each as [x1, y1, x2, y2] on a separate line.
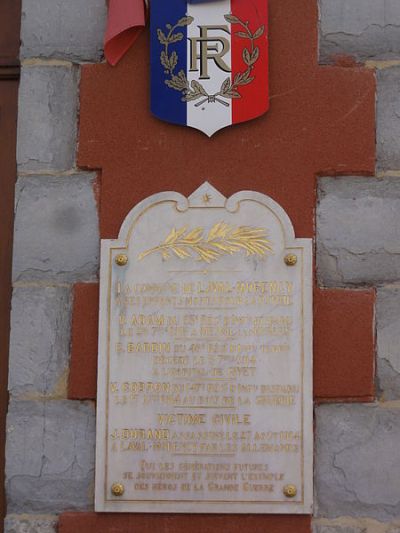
[283, 484, 297, 498]
[111, 482, 125, 497]
[284, 253, 298, 266]
[115, 254, 128, 267]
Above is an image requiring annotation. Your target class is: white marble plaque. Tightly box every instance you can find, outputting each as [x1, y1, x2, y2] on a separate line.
[95, 183, 313, 514]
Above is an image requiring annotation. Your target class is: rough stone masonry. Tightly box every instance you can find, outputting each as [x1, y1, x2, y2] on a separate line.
[5, 0, 400, 532]
[6, 0, 105, 531]
[315, 1, 400, 532]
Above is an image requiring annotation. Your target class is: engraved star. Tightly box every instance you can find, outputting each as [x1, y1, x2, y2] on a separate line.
[202, 193, 212, 204]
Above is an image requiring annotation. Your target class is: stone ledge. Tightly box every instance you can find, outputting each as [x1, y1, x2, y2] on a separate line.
[4, 514, 57, 533]
[313, 518, 400, 533]
[314, 525, 366, 533]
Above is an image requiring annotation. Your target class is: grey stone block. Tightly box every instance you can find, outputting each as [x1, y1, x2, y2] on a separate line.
[9, 287, 71, 398]
[377, 67, 400, 171]
[317, 177, 400, 286]
[21, 0, 107, 62]
[4, 514, 57, 533]
[5, 400, 95, 513]
[315, 404, 400, 521]
[319, 0, 400, 63]
[313, 525, 366, 533]
[377, 288, 400, 400]
[17, 66, 78, 172]
[13, 174, 99, 283]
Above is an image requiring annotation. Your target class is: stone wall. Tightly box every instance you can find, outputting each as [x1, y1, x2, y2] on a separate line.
[5, 0, 400, 531]
[5, 1, 105, 531]
[315, 1, 400, 532]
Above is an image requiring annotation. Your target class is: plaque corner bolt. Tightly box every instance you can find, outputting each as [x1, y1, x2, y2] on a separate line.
[111, 482, 125, 496]
[284, 253, 298, 266]
[283, 484, 297, 498]
[115, 254, 128, 267]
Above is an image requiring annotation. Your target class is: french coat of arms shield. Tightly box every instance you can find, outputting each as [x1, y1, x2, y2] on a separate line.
[150, 0, 269, 136]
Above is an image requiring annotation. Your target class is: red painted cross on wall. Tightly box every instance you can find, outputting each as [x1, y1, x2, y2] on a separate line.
[74, 0, 376, 400]
[65, 3, 376, 530]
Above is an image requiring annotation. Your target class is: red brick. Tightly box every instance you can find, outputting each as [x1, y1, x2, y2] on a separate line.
[59, 512, 312, 533]
[68, 283, 99, 400]
[314, 288, 375, 402]
[332, 54, 360, 68]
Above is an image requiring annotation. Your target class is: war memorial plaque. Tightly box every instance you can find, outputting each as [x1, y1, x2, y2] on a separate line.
[95, 183, 313, 513]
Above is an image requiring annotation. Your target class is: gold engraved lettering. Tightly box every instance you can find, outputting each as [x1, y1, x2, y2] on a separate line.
[208, 482, 239, 492]
[119, 343, 171, 354]
[212, 414, 251, 425]
[158, 413, 206, 425]
[243, 483, 274, 492]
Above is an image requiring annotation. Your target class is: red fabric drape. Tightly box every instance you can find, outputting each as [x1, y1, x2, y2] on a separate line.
[104, 0, 146, 66]
[104, 0, 215, 65]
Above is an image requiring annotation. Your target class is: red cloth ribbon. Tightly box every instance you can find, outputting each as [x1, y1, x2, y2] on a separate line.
[104, 0, 215, 66]
[104, 0, 146, 66]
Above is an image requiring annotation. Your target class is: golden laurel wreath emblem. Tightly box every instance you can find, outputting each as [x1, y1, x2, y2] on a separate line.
[157, 15, 265, 107]
[139, 222, 273, 263]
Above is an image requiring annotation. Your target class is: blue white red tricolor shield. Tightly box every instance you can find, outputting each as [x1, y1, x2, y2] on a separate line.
[151, 0, 269, 136]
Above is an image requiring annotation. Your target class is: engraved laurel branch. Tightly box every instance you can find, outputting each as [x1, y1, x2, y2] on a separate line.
[157, 15, 265, 107]
[138, 222, 273, 263]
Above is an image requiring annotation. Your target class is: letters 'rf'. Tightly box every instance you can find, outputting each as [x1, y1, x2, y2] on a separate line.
[150, 0, 269, 136]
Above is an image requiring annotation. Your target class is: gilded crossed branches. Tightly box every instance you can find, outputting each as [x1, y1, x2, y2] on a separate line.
[138, 222, 273, 263]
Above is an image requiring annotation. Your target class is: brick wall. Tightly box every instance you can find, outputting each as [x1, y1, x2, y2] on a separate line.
[5, 0, 400, 532]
